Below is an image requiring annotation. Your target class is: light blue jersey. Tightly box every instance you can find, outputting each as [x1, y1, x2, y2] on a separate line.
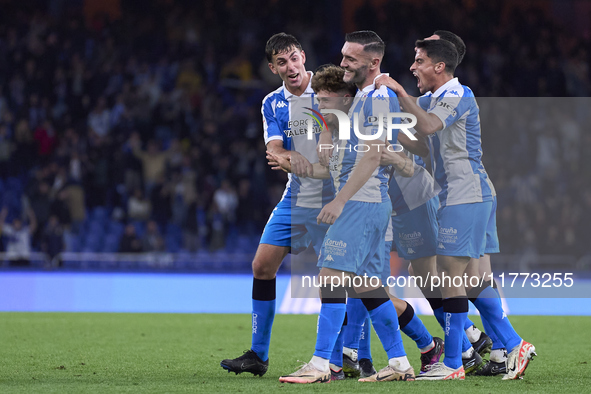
[329, 76, 396, 203]
[419, 78, 494, 207]
[262, 71, 334, 208]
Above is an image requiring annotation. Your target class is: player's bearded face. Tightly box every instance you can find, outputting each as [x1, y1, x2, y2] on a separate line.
[340, 42, 370, 85]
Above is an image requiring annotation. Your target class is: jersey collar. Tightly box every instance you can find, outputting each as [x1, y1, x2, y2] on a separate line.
[432, 77, 459, 97]
[283, 71, 314, 99]
[358, 73, 389, 96]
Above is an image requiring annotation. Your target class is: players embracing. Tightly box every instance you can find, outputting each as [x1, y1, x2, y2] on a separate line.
[376, 36, 536, 380]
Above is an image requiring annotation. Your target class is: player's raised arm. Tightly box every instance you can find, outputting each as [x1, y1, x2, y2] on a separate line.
[375, 75, 443, 136]
[266, 151, 328, 179]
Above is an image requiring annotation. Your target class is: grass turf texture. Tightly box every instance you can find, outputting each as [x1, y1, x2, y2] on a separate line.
[1, 313, 589, 393]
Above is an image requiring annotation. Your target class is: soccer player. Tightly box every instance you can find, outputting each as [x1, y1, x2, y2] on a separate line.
[307, 65, 443, 379]
[339, 31, 489, 377]
[274, 31, 416, 384]
[220, 33, 334, 376]
[426, 30, 509, 376]
[375, 39, 536, 380]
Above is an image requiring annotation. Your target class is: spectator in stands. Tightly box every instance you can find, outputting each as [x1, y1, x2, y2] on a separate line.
[0, 206, 37, 266]
[127, 188, 152, 222]
[0, 124, 12, 178]
[88, 97, 111, 138]
[142, 220, 165, 253]
[213, 180, 238, 226]
[130, 135, 170, 194]
[41, 215, 64, 259]
[119, 224, 142, 253]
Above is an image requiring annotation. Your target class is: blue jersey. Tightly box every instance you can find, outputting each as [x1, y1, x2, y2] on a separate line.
[262, 71, 334, 208]
[329, 78, 394, 203]
[419, 78, 493, 207]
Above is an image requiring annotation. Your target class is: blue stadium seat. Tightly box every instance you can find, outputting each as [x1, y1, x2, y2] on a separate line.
[103, 234, 121, 253]
[108, 221, 125, 237]
[132, 221, 146, 238]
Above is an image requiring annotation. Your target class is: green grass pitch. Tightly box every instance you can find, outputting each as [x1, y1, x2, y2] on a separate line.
[1, 313, 590, 393]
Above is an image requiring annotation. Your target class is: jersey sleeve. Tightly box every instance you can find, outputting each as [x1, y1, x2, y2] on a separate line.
[416, 94, 431, 111]
[261, 98, 284, 145]
[428, 94, 464, 130]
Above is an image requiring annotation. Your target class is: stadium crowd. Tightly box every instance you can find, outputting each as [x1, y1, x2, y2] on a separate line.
[0, 0, 590, 260]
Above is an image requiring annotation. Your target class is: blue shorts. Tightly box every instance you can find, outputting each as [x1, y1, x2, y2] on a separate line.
[484, 197, 500, 254]
[381, 240, 393, 284]
[391, 196, 439, 260]
[259, 199, 329, 255]
[436, 201, 493, 259]
[318, 200, 391, 277]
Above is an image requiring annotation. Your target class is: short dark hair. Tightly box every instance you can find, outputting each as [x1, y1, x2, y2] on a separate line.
[312, 64, 357, 95]
[265, 33, 303, 63]
[344, 30, 385, 57]
[433, 30, 466, 64]
[415, 39, 459, 74]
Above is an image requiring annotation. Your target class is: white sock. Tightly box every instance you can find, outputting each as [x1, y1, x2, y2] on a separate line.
[490, 348, 508, 363]
[310, 355, 329, 371]
[388, 356, 411, 371]
[329, 362, 341, 371]
[465, 325, 482, 343]
[462, 347, 474, 359]
[343, 346, 357, 361]
[419, 340, 435, 353]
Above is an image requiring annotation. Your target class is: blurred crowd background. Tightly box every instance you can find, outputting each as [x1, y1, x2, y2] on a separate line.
[0, 0, 590, 268]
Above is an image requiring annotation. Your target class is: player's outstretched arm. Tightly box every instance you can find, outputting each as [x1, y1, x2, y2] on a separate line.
[266, 140, 313, 178]
[375, 75, 443, 136]
[266, 151, 329, 179]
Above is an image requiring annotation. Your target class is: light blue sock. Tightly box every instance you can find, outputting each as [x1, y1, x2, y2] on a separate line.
[358, 317, 372, 361]
[401, 314, 433, 350]
[368, 302, 405, 359]
[343, 298, 367, 349]
[473, 286, 521, 352]
[464, 317, 476, 331]
[251, 300, 275, 361]
[442, 298, 468, 369]
[481, 316, 504, 350]
[314, 303, 347, 360]
[437, 305, 472, 353]
[329, 321, 345, 368]
[434, 306, 445, 329]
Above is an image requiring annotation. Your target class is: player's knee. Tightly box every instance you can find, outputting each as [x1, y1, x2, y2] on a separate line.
[252, 258, 277, 279]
